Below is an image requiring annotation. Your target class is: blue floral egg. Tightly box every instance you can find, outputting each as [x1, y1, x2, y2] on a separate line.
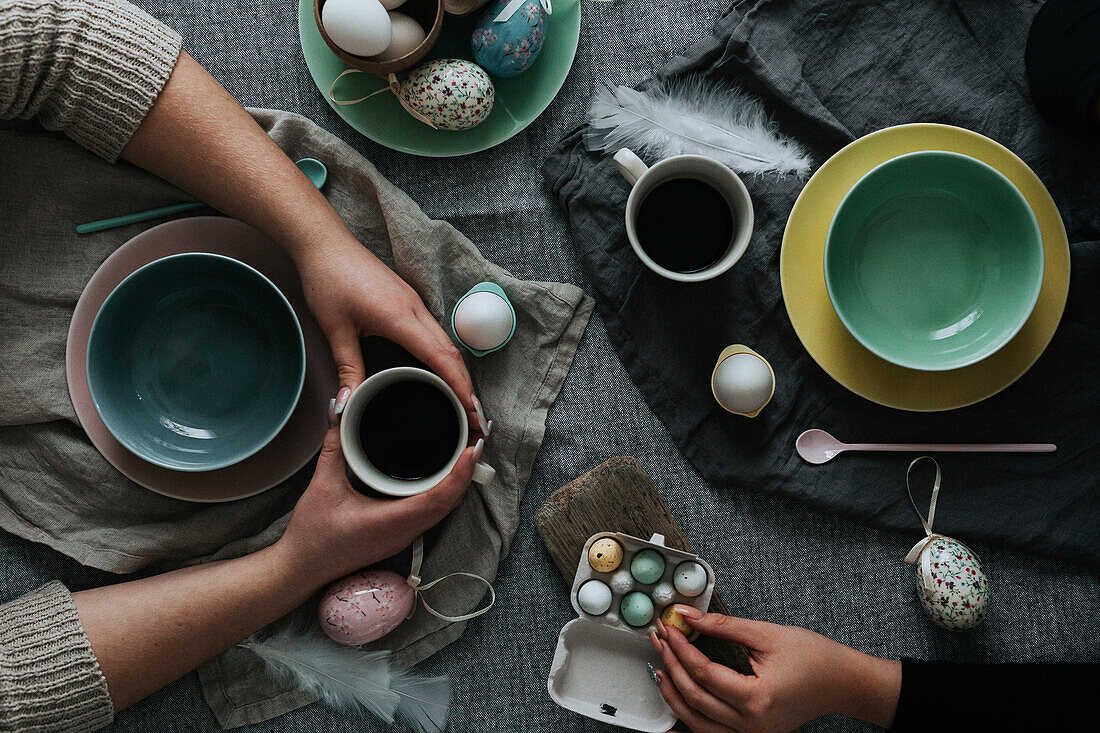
[470, 0, 549, 79]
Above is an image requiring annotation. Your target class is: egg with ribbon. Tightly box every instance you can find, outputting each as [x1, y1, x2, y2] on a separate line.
[471, 0, 549, 79]
[398, 59, 495, 130]
[318, 570, 414, 645]
[912, 536, 990, 630]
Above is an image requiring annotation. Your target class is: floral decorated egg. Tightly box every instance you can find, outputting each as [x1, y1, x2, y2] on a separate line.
[318, 570, 414, 645]
[470, 0, 549, 79]
[398, 59, 495, 131]
[914, 537, 990, 630]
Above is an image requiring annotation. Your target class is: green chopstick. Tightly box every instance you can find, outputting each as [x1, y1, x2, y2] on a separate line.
[75, 201, 208, 234]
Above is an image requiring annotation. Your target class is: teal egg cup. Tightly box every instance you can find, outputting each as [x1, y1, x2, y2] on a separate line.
[825, 151, 1044, 371]
[86, 253, 305, 471]
[451, 281, 516, 357]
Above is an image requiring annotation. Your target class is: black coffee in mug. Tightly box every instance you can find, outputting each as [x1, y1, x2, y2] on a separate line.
[636, 178, 734, 273]
[358, 380, 460, 480]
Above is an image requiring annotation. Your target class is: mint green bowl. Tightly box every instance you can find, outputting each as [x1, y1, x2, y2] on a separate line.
[87, 253, 305, 471]
[824, 151, 1044, 371]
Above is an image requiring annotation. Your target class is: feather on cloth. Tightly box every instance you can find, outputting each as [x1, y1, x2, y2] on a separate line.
[241, 626, 449, 732]
[584, 75, 811, 177]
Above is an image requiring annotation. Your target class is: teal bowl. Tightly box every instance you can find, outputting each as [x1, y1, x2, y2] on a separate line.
[87, 253, 306, 471]
[825, 151, 1044, 371]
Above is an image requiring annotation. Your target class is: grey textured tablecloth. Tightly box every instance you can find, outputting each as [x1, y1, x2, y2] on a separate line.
[0, 1, 1097, 732]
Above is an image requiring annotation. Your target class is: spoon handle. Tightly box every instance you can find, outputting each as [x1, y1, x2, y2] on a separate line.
[76, 201, 207, 234]
[847, 442, 1057, 454]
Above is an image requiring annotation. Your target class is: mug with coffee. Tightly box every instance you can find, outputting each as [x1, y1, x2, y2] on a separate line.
[614, 148, 754, 282]
[340, 367, 495, 497]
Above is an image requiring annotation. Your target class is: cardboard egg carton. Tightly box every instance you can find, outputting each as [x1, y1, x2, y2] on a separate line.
[547, 532, 716, 732]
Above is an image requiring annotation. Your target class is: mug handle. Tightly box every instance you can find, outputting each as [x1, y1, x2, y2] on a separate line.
[472, 462, 495, 484]
[614, 148, 649, 186]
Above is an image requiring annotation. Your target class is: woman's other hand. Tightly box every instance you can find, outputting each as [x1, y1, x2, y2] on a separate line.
[650, 607, 901, 733]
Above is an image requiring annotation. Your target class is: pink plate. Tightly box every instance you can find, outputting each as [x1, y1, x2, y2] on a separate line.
[66, 217, 338, 502]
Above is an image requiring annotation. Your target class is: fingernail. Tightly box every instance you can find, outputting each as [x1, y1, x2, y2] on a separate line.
[333, 387, 352, 415]
[327, 399, 338, 428]
[485, 419, 493, 437]
[673, 604, 703, 620]
[473, 437, 485, 463]
[649, 629, 661, 652]
[473, 395, 489, 435]
[646, 662, 660, 686]
[656, 616, 667, 638]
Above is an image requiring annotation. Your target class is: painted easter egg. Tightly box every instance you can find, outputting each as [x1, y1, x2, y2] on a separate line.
[318, 570, 414, 645]
[914, 537, 990, 630]
[399, 59, 495, 130]
[470, 0, 549, 79]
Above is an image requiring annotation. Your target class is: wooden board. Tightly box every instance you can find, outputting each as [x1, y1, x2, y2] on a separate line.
[536, 456, 753, 675]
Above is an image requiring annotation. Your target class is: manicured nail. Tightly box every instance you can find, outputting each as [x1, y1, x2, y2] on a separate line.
[649, 629, 661, 652]
[485, 419, 493, 437]
[333, 387, 352, 415]
[473, 438, 485, 463]
[673, 604, 703, 620]
[656, 616, 667, 639]
[646, 662, 660, 686]
[327, 399, 338, 428]
[473, 395, 489, 435]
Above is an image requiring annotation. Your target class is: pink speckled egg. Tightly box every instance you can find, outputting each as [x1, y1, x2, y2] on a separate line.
[318, 570, 415, 645]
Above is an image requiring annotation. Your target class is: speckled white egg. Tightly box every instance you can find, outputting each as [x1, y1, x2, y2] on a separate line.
[318, 570, 413, 645]
[652, 582, 675, 606]
[399, 59, 495, 131]
[369, 12, 425, 62]
[914, 537, 990, 630]
[322, 0, 392, 57]
[673, 561, 708, 598]
[454, 291, 514, 351]
[577, 579, 613, 616]
[712, 352, 774, 414]
[610, 569, 634, 595]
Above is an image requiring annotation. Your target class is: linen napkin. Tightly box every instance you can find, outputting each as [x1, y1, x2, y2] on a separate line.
[0, 108, 593, 727]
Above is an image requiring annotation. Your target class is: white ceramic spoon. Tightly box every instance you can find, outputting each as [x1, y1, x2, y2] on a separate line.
[796, 428, 1057, 465]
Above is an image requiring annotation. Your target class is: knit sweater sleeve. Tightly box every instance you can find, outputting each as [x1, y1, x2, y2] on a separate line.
[0, 0, 182, 160]
[0, 581, 113, 733]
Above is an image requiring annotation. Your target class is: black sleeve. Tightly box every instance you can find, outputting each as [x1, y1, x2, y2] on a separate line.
[1025, 0, 1100, 131]
[890, 659, 1100, 732]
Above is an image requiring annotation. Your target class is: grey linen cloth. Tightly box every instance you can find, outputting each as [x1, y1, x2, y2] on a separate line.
[0, 109, 592, 728]
[544, 0, 1100, 563]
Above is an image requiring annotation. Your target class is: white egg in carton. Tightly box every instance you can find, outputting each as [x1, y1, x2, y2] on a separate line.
[547, 532, 716, 732]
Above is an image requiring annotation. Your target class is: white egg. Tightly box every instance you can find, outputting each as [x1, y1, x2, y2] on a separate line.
[577, 580, 613, 616]
[370, 12, 425, 62]
[323, 0, 392, 57]
[652, 582, 675, 606]
[713, 352, 774, 414]
[454, 291, 514, 351]
[673, 562, 708, 597]
[609, 569, 634, 595]
[379, 0, 406, 7]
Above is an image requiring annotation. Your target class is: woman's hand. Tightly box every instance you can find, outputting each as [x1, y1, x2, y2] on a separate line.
[295, 234, 487, 431]
[275, 411, 483, 586]
[650, 607, 901, 733]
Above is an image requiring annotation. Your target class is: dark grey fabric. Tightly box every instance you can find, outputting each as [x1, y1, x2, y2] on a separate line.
[544, 0, 1100, 564]
[0, 1, 1098, 732]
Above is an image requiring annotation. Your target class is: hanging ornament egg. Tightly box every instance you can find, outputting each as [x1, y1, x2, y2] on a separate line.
[399, 59, 495, 130]
[471, 0, 549, 78]
[318, 570, 415, 645]
[914, 537, 990, 630]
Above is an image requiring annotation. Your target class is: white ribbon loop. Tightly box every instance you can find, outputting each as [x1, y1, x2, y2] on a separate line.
[404, 536, 495, 623]
[494, 0, 552, 23]
[328, 70, 438, 129]
[903, 456, 942, 591]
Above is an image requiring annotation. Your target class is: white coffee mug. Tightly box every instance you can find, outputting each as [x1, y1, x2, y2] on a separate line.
[340, 367, 495, 497]
[614, 148, 754, 283]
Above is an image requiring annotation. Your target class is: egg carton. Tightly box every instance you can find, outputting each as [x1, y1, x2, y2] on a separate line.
[547, 532, 716, 732]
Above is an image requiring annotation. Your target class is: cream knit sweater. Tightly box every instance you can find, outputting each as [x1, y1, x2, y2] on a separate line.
[1, 1, 182, 730]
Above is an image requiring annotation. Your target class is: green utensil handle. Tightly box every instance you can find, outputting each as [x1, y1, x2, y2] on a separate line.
[75, 201, 207, 234]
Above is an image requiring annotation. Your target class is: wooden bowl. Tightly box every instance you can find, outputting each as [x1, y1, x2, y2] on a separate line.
[314, 0, 444, 77]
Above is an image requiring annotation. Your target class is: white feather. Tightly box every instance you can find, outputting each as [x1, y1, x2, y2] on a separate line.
[585, 75, 811, 177]
[241, 626, 450, 732]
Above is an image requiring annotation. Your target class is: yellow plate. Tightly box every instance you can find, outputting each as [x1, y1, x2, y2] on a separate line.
[780, 123, 1070, 411]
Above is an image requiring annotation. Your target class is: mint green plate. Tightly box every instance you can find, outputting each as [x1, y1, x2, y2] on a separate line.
[298, 0, 580, 156]
[824, 151, 1044, 371]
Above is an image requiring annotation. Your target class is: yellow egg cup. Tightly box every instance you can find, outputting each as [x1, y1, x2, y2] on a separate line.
[710, 344, 776, 418]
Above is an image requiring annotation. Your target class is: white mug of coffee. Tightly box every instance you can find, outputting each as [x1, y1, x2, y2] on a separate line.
[614, 148, 754, 283]
[340, 367, 495, 497]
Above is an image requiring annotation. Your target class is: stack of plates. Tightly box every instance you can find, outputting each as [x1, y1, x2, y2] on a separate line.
[66, 218, 338, 502]
[780, 124, 1070, 412]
